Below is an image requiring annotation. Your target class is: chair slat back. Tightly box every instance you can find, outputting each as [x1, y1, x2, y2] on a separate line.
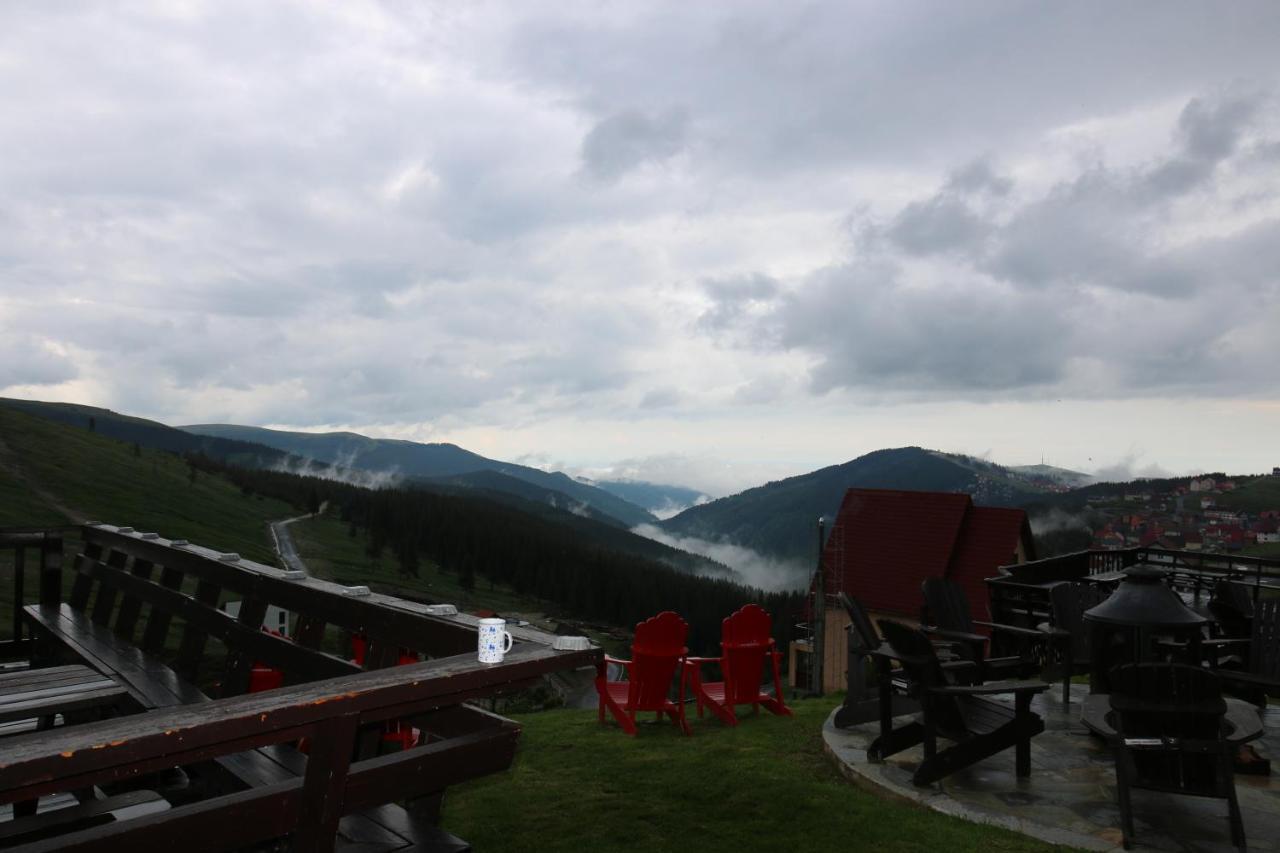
[1210, 580, 1255, 641]
[1050, 582, 1108, 661]
[1253, 598, 1280, 681]
[922, 577, 974, 633]
[838, 593, 879, 652]
[720, 604, 773, 705]
[877, 619, 966, 735]
[1109, 663, 1227, 794]
[628, 611, 688, 709]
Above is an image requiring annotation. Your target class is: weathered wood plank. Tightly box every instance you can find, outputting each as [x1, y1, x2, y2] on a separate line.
[67, 541, 103, 612]
[295, 712, 360, 851]
[78, 559, 357, 683]
[175, 579, 222, 683]
[0, 644, 596, 802]
[37, 536, 62, 609]
[85, 528, 480, 656]
[16, 780, 302, 853]
[24, 604, 208, 709]
[112, 558, 155, 641]
[88, 548, 128, 628]
[0, 789, 165, 845]
[140, 565, 185, 654]
[221, 595, 270, 697]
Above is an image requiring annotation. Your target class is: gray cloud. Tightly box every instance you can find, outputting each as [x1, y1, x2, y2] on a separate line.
[697, 273, 780, 334]
[580, 109, 688, 181]
[695, 88, 1280, 400]
[0, 337, 78, 389]
[885, 196, 991, 256]
[0, 3, 1278, 480]
[946, 158, 1014, 196]
[775, 264, 1073, 394]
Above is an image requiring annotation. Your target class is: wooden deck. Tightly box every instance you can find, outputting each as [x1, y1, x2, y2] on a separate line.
[0, 525, 600, 851]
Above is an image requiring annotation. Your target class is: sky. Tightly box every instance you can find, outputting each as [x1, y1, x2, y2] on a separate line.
[2, 2, 1279, 497]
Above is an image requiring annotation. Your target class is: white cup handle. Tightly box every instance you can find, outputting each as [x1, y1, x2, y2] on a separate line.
[503, 631, 514, 653]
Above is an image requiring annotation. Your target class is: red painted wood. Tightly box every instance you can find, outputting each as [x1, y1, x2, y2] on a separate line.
[685, 604, 791, 726]
[595, 611, 690, 735]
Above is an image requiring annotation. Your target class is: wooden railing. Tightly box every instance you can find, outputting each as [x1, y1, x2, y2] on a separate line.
[0, 531, 63, 660]
[0, 648, 572, 852]
[986, 546, 1280, 637]
[0, 524, 599, 850]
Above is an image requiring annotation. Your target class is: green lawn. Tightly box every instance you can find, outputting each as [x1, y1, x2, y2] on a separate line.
[442, 695, 1061, 853]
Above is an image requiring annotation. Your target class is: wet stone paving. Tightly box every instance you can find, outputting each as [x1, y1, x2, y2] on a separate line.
[823, 685, 1280, 852]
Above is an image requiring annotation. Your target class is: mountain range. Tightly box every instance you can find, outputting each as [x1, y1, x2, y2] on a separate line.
[16, 395, 1257, 585]
[182, 423, 657, 528]
[657, 447, 1052, 565]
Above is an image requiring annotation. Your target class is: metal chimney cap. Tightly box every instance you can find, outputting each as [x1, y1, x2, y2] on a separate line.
[1083, 563, 1207, 628]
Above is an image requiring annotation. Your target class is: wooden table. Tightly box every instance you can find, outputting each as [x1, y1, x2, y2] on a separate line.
[0, 665, 128, 728]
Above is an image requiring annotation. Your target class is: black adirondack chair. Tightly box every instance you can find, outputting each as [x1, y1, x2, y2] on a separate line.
[868, 619, 1049, 786]
[1043, 582, 1109, 705]
[1208, 580, 1255, 642]
[834, 593, 916, 727]
[921, 577, 1040, 682]
[1215, 597, 1280, 707]
[1107, 663, 1245, 853]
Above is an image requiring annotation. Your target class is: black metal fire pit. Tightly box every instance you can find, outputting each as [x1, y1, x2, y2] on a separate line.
[1083, 564, 1207, 694]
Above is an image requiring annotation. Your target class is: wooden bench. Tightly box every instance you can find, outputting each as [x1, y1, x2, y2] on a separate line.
[9, 523, 599, 851]
[0, 646, 589, 852]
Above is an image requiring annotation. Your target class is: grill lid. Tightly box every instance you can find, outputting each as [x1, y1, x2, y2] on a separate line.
[1083, 564, 1208, 629]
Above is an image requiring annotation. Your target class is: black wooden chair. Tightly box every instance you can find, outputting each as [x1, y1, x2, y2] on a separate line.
[1108, 663, 1245, 853]
[921, 578, 1040, 682]
[1214, 596, 1280, 708]
[1042, 582, 1108, 705]
[868, 619, 1049, 786]
[1208, 580, 1255, 642]
[834, 594, 919, 727]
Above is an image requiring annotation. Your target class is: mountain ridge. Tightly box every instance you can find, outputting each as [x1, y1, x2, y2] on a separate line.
[182, 423, 657, 528]
[660, 446, 1050, 566]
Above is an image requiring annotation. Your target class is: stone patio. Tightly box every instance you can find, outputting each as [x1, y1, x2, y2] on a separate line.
[823, 685, 1280, 852]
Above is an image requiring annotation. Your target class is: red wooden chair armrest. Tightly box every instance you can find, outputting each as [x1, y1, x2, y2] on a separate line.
[603, 655, 632, 665]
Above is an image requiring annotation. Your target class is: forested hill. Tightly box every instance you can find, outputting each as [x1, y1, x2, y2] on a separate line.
[0, 398, 291, 470]
[187, 456, 797, 655]
[183, 423, 656, 528]
[0, 405, 796, 655]
[660, 446, 1049, 565]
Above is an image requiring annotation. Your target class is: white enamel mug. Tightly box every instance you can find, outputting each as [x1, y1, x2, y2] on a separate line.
[478, 618, 514, 663]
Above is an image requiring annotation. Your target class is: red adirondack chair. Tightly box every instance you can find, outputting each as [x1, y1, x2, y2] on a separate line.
[685, 604, 791, 726]
[595, 611, 691, 736]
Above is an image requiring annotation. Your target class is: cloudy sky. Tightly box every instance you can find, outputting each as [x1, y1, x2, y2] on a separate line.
[3, 2, 1279, 495]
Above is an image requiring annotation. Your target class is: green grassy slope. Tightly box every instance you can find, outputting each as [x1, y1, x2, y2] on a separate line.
[0, 397, 292, 469]
[443, 696, 1055, 853]
[0, 406, 292, 564]
[0, 466, 69, 527]
[1216, 477, 1280, 513]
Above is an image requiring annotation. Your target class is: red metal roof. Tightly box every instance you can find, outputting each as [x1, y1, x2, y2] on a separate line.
[818, 488, 1031, 620]
[946, 506, 1034, 621]
[819, 489, 971, 617]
